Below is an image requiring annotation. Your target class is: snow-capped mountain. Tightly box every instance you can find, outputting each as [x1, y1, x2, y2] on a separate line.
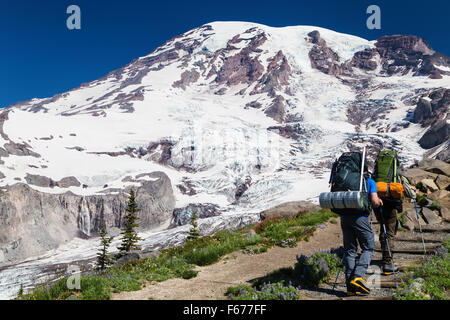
[0, 21, 449, 267]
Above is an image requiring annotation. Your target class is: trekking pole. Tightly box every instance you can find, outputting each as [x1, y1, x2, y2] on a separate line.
[380, 207, 393, 263]
[332, 256, 344, 291]
[413, 199, 427, 255]
[380, 207, 398, 286]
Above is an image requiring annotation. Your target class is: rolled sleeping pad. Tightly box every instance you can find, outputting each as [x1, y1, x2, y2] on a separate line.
[319, 191, 365, 210]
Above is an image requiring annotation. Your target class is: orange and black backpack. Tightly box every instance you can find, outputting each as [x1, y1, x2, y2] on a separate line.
[373, 150, 404, 200]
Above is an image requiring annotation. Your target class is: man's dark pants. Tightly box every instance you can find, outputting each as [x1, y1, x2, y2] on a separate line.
[340, 214, 374, 288]
[374, 200, 401, 264]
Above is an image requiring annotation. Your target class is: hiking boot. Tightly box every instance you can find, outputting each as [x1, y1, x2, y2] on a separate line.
[382, 263, 399, 275]
[349, 277, 371, 295]
[346, 285, 370, 296]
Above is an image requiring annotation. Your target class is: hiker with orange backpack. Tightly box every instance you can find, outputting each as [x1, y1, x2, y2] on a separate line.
[372, 150, 406, 275]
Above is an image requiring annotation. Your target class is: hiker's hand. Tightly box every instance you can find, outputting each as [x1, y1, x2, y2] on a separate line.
[379, 199, 383, 207]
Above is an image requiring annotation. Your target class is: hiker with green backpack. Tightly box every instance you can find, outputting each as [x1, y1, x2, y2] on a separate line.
[372, 150, 408, 275]
[319, 147, 383, 296]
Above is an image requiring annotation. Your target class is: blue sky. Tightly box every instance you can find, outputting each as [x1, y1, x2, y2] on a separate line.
[1, 0, 449, 108]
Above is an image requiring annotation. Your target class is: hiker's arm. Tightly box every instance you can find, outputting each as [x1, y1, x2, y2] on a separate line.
[370, 193, 383, 208]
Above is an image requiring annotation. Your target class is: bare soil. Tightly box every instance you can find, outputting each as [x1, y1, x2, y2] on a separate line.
[112, 221, 343, 300]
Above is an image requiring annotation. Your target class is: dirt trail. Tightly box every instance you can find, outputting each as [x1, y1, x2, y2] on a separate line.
[112, 221, 343, 300]
[113, 207, 449, 301]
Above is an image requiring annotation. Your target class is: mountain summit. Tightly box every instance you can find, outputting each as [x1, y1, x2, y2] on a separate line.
[0, 21, 449, 265]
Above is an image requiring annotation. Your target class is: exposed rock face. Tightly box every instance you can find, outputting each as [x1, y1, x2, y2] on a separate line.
[434, 143, 450, 162]
[413, 88, 449, 126]
[251, 50, 292, 97]
[264, 95, 286, 123]
[0, 171, 175, 266]
[307, 31, 346, 76]
[347, 99, 396, 131]
[350, 49, 378, 71]
[413, 98, 433, 123]
[215, 41, 265, 86]
[373, 35, 449, 78]
[267, 123, 322, 142]
[418, 120, 449, 149]
[170, 203, 221, 227]
[234, 176, 252, 200]
[172, 69, 200, 89]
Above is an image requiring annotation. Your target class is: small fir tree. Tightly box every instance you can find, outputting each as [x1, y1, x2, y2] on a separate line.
[186, 212, 200, 241]
[96, 224, 114, 272]
[118, 189, 142, 255]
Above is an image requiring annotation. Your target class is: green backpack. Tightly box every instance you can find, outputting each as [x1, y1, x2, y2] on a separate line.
[373, 150, 401, 183]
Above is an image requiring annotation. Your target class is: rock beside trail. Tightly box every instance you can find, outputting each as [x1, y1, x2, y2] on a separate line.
[429, 190, 450, 201]
[402, 159, 450, 201]
[405, 209, 427, 228]
[418, 158, 450, 176]
[421, 207, 442, 225]
[260, 201, 321, 220]
[420, 179, 439, 192]
[400, 212, 415, 231]
[402, 168, 437, 186]
[434, 175, 450, 190]
[439, 207, 450, 222]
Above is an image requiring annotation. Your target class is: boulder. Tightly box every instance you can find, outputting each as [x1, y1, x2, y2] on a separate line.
[434, 175, 450, 190]
[57, 176, 81, 188]
[421, 207, 442, 225]
[418, 158, 450, 176]
[400, 213, 415, 231]
[418, 121, 449, 149]
[439, 207, 450, 221]
[114, 251, 141, 266]
[420, 179, 439, 192]
[260, 201, 321, 220]
[402, 168, 437, 186]
[24, 174, 56, 188]
[429, 190, 449, 201]
[171, 203, 221, 227]
[406, 209, 427, 228]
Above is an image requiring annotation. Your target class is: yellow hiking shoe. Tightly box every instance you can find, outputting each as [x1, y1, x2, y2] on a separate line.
[349, 277, 371, 295]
